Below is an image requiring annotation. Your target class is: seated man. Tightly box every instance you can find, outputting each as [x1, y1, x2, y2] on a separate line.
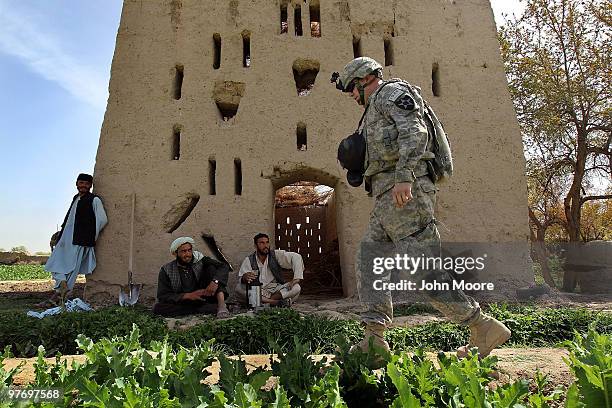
[235, 233, 303, 307]
[153, 237, 230, 318]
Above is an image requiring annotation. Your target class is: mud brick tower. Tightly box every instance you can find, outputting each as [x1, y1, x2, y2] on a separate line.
[90, 0, 533, 304]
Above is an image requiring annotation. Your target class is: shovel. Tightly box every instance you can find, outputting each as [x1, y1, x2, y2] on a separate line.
[119, 193, 142, 306]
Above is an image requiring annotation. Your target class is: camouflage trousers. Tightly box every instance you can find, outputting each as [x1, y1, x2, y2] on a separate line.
[357, 175, 480, 327]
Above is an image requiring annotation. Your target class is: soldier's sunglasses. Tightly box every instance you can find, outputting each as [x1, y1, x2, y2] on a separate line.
[330, 72, 357, 93]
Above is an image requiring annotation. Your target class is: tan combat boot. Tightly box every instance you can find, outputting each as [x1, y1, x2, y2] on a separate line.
[457, 313, 511, 359]
[352, 322, 391, 353]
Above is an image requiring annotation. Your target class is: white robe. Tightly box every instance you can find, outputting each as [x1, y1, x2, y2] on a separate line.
[238, 249, 304, 286]
[45, 196, 108, 290]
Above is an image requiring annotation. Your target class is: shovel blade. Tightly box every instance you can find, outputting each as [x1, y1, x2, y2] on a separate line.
[119, 284, 142, 306]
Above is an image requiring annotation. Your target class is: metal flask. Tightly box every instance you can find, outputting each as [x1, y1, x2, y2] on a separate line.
[247, 276, 262, 309]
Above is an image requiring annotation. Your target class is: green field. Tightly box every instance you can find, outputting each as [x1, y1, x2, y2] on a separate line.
[1, 323, 609, 407]
[0, 264, 50, 280]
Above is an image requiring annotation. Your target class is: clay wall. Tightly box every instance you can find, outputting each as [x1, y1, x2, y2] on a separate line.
[90, 0, 532, 304]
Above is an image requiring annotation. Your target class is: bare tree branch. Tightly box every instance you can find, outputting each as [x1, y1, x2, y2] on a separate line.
[581, 194, 612, 204]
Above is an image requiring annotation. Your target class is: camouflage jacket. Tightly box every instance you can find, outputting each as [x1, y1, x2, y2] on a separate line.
[362, 79, 432, 197]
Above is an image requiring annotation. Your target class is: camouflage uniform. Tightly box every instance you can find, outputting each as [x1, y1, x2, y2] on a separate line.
[356, 79, 480, 327]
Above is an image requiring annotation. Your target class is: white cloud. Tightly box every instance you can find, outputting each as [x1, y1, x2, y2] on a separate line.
[0, 4, 108, 109]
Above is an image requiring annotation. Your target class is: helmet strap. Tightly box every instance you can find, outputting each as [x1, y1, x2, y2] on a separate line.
[356, 76, 378, 105]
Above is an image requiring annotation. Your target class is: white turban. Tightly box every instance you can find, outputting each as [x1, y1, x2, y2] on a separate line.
[170, 237, 195, 254]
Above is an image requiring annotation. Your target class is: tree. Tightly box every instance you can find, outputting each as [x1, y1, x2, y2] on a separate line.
[526, 162, 566, 286]
[10, 246, 30, 255]
[500, 0, 611, 290]
[579, 189, 612, 241]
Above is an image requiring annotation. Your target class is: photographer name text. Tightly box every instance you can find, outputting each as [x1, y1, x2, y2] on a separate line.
[373, 279, 495, 291]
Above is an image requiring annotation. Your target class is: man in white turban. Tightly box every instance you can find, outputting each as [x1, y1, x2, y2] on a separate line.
[152, 237, 230, 318]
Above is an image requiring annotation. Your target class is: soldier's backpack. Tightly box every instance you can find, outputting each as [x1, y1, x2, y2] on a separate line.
[422, 100, 453, 183]
[388, 79, 454, 183]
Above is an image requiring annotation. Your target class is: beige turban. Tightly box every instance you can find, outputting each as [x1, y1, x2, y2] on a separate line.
[170, 237, 195, 254]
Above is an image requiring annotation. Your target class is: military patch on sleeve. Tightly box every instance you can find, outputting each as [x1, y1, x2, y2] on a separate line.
[394, 93, 415, 111]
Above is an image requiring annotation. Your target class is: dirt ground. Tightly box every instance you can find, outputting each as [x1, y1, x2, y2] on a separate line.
[0, 278, 87, 312]
[2, 278, 609, 313]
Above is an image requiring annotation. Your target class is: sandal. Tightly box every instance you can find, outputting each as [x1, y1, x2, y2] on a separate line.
[34, 298, 59, 309]
[216, 309, 231, 319]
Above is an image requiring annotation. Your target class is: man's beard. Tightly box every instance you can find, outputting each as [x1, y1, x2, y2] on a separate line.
[256, 248, 269, 257]
[176, 255, 192, 266]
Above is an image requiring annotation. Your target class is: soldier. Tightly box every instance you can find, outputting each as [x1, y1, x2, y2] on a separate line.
[333, 57, 510, 359]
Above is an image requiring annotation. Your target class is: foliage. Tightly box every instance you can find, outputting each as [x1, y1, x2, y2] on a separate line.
[579, 198, 612, 241]
[10, 246, 30, 255]
[533, 253, 566, 288]
[394, 303, 439, 317]
[334, 335, 395, 406]
[563, 328, 612, 407]
[0, 346, 22, 406]
[0, 306, 168, 357]
[0, 305, 610, 359]
[271, 336, 326, 404]
[500, 0, 611, 249]
[168, 308, 363, 355]
[0, 265, 50, 281]
[1, 326, 611, 407]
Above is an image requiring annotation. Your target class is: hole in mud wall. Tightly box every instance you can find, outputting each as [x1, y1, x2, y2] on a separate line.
[173, 65, 184, 100]
[292, 58, 320, 96]
[432, 62, 441, 97]
[213, 33, 221, 69]
[384, 37, 394, 66]
[242, 31, 251, 67]
[296, 122, 307, 150]
[294, 4, 303, 36]
[352, 36, 361, 58]
[275, 182, 341, 297]
[234, 158, 242, 195]
[309, 1, 321, 37]
[280, 1, 288, 34]
[214, 81, 245, 121]
[172, 125, 181, 160]
[209, 158, 216, 195]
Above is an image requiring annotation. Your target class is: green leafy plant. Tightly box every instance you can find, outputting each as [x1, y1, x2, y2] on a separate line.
[271, 336, 327, 404]
[0, 265, 50, 281]
[1, 304, 610, 359]
[5, 324, 612, 407]
[563, 328, 612, 408]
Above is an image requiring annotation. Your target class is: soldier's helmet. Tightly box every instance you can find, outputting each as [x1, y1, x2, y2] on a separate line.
[336, 57, 383, 92]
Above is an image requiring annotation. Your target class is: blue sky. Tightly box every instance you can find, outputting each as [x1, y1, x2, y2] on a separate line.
[0, 1, 523, 253]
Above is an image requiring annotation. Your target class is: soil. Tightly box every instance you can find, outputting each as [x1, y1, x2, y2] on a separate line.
[0, 278, 87, 312]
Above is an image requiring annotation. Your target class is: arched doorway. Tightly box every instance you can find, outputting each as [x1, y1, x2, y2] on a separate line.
[274, 181, 343, 299]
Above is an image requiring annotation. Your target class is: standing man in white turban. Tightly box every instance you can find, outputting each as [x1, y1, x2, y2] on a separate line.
[153, 237, 230, 318]
[40, 173, 108, 307]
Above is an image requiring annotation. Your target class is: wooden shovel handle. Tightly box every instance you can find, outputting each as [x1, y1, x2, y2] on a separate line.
[128, 193, 135, 274]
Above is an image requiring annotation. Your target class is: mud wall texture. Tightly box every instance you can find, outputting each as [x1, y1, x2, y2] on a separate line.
[90, 0, 532, 304]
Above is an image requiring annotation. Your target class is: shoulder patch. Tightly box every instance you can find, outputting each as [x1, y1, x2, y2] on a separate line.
[388, 88, 404, 101]
[394, 93, 415, 111]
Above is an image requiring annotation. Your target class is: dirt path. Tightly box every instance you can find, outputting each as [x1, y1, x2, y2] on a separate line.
[3, 348, 571, 389]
